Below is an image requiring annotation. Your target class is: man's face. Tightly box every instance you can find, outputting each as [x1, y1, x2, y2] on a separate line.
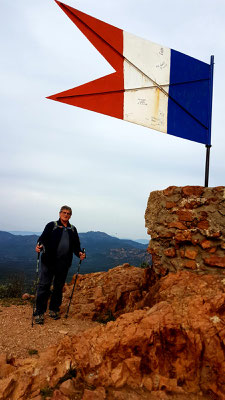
[60, 209, 71, 224]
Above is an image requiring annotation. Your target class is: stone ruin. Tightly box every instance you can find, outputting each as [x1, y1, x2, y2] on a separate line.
[145, 185, 225, 276]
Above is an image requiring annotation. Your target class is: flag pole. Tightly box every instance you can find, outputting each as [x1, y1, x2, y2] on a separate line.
[204, 55, 214, 187]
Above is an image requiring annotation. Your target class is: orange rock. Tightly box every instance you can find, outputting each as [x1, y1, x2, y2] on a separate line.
[159, 231, 174, 238]
[164, 248, 176, 258]
[197, 220, 209, 230]
[142, 376, 153, 391]
[82, 387, 106, 400]
[165, 201, 177, 209]
[61, 264, 147, 320]
[59, 379, 75, 397]
[207, 247, 217, 253]
[200, 239, 212, 249]
[0, 377, 16, 400]
[182, 186, 204, 196]
[22, 293, 31, 300]
[1, 270, 225, 399]
[51, 389, 69, 400]
[0, 353, 16, 379]
[183, 260, 197, 270]
[163, 186, 177, 196]
[174, 231, 192, 242]
[177, 210, 194, 222]
[184, 249, 198, 260]
[211, 231, 221, 238]
[204, 256, 225, 268]
[168, 221, 187, 230]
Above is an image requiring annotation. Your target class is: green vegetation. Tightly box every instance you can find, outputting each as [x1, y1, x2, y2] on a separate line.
[40, 386, 54, 399]
[28, 349, 39, 356]
[0, 274, 24, 299]
[39, 369, 77, 398]
[0, 274, 27, 306]
[138, 261, 151, 269]
[96, 309, 116, 324]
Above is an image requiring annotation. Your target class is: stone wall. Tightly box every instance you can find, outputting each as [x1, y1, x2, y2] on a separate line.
[145, 186, 225, 275]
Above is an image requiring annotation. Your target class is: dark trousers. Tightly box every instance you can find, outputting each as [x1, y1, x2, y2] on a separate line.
[35, 260, 70, 315]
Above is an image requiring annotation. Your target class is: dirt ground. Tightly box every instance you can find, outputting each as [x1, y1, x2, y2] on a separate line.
[0, 302, 98, 359]
[0, 302, 213, 400]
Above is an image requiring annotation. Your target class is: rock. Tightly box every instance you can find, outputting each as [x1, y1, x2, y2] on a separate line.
[82, 387, 106, 400]
[22, 293, 31, 300]
[204, 255, 225, 268]
[51, 389, 69, 400]
[0, 353, 15, 379]
[184, 248, 198, 260]
[182, 186, 204, 197]
[145, 186, 225, 275]
[0, 377, 16, 399]
[163, 248, 176, 257]
[0, 269, 225, 399]
[61, 264, 150, 320]
[59, 379, 75, 396]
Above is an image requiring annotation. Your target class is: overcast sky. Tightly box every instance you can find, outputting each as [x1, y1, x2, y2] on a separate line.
[0, 0, 224, 240]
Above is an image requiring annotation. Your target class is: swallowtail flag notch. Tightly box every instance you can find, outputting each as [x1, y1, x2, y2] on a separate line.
[48, 1, 214, 185]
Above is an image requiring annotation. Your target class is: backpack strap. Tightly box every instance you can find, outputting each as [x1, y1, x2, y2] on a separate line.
[70, 224, 75, 232]
[52, 221, 75, 232]
[52, 221, 59, 231]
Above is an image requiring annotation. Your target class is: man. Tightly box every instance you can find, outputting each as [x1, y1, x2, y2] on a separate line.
[34, 205, 85, 324]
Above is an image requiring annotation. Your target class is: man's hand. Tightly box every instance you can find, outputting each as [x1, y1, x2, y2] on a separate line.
[79, 251, 86, 260]
[35, 244, 43, 253]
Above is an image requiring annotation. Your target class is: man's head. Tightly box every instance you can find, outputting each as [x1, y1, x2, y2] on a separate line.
[59, 205, 72, 225]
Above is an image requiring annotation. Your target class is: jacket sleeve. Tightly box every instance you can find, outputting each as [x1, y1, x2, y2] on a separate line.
[73, 227, 82, 258]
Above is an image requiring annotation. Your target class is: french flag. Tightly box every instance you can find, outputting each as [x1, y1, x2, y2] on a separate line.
[48, 1, 212, 145]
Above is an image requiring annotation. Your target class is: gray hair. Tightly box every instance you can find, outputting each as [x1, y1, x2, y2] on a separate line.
[60, 205, 72, 215]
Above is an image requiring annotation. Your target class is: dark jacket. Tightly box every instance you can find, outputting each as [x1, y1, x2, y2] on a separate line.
[38, 219, 81, 267]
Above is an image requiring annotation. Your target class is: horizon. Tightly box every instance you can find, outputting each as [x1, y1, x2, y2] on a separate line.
[1, 229, 149, 242]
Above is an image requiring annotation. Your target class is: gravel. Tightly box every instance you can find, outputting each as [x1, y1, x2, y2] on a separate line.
[0, 304, 98, 359]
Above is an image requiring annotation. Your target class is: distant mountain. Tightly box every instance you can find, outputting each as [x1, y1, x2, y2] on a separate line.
[135, 239, 149, 245]
[0, 230, 151, 287]
[9, 231, 41, 236]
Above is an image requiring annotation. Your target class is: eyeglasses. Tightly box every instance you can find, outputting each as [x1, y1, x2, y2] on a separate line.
[61, 211, 71, 215]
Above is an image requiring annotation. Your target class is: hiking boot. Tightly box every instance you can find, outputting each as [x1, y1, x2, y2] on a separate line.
[49, 310, 60, 320]
[34, 314, 44, 325]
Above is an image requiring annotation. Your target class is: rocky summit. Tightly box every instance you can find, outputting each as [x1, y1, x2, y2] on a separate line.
[0, 186, 225, 400]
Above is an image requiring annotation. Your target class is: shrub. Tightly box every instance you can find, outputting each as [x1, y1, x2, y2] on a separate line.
[139, 261, 151, 269]
[0, 274, 25, 299]
[40, 386, 53, 399]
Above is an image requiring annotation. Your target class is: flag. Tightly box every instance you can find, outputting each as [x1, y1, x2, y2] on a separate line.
[48, 1, 212, 145]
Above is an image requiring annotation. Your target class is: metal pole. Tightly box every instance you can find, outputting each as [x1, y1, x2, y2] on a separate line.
[32, 251, 40, 327]
[204, 55, 214, 187]
[65, 259, 82, 319]
[65, 248, 85, 319]
[204, 144, 211, 187]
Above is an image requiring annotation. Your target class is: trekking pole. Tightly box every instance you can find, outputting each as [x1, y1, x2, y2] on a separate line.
[65, 248, 85, 319]
[31, 250, 40, 327]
